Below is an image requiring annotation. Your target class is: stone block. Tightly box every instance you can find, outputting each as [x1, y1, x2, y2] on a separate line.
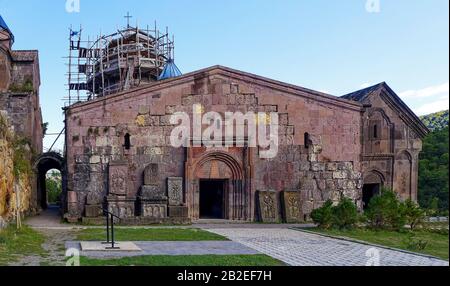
[107, 197, 136, 218]
[168, 177, 184, 206]
[281, 191, 303, 223]
[333, 171, 348, 179]
[326, 162, 338, 171]
[140, 185, 167, 201]
[299, 161, 311, 171]
[144, 163, 159, 185]
[86, 191, 103, 205]
[85, 205, 103, 218]
[168, 206, 189, 218]
[108, 163, 128, 196]
[67, 191, 77, 204]
[311, 162, 325, 172]
[257, 191, 279, 223]
[140, 203, 167, 218]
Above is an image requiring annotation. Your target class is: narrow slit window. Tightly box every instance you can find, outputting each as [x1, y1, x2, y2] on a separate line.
[304, 133, 310, 149]
[124, 133, 131, 150]
[373, 125, 378, 139]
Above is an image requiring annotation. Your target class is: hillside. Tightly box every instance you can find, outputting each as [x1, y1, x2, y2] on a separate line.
[418, 125, 449, 215]
[420, 110, 449, 131]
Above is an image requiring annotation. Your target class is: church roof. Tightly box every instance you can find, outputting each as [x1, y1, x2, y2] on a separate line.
[158, 59, 182, 80]
[68, 65, 364, 113]
[341, 82, 386, 102]
[342, 82, 429, 138]
[0, 15, 14, 43]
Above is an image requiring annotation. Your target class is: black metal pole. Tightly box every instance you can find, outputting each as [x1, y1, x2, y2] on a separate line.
[110, 214, 115, 249]
[106, 212, 110, 243]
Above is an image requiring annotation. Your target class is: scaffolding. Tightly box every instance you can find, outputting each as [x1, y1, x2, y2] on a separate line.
[65, 18, 175, 106]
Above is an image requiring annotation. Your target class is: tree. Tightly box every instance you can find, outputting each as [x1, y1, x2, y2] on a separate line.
[365, 188, 406, 230]
[418, 126, 449, 214]
[403, 200, 425, 231]
[46, 171, 62, 204]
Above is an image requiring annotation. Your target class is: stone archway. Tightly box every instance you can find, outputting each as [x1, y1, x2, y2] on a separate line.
[362, 170, 385, 210]
[185, 148, 251, 221]
[34, 152, 65, 212]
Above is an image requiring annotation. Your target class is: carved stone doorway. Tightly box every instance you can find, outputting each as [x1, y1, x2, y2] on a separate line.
[185, 147, 253, 221]
[199, 179, 228, 219]
[362, 184, 380, 210]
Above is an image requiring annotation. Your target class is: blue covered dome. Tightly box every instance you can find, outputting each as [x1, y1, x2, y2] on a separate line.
[158, 59, 182, 81]
[0, 15, 14, 43]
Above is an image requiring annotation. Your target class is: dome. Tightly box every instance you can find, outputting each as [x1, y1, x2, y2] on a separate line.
[0, 15, 14, 43]
[158, 59, 182, 80]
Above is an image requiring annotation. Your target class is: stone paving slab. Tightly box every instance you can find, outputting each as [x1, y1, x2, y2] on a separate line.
[80, 242, 142, 252]
[205, 228, 449, 266]
[66, 241, 260, 258]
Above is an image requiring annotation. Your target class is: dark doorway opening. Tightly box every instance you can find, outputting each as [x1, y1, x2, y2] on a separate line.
[35, 152, 64, 211]
[362, 184, 381, 210]
[200, 180, 227, 219]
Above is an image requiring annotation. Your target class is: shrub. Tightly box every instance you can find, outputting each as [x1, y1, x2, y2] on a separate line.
[365, 188, 406, 230]
[403, 200, 426, 231]
[405, 233, 428, 251]
[312, 198, 359, 230]
[311, 200, 334, 229]
[332, 197, 359, 230]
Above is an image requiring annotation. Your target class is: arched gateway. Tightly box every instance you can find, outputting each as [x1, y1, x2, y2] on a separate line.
[185, 147, 252, 221]
[33, 152, 65, 211]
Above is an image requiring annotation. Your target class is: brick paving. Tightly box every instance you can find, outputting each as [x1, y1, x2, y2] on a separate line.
[206, 228, 449, 266]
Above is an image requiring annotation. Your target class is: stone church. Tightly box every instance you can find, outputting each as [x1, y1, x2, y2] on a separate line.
[61, 24, 428, 224]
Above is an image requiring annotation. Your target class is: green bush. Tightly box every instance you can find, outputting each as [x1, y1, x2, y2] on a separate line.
[365, 188, 407, 230]
[332, 197, 359, 230]
[405, 233, 429, 251]
[311, 200, 334, 229]
[403, 199, 426, 231]
[311, 197, 359, 230]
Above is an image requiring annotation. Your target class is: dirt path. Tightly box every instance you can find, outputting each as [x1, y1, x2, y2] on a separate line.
[9, 206, 79, 266]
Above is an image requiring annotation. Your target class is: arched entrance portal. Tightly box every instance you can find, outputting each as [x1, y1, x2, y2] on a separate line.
[186, 148, 252, 221]
[362, 170, 385, 210]
[34, 152, 65, 212]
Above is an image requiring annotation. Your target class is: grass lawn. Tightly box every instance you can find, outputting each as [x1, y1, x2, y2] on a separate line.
[76, 228, 228, 241]
[0, 225, 46, 265]
[80, 254, 284, 266]
[304, 228, 449, 260]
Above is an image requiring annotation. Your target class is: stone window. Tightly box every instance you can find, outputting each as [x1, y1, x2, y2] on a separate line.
[304, 132, 310, 149]
[373, 124, 378, 139]
[124, 133, 131, 150]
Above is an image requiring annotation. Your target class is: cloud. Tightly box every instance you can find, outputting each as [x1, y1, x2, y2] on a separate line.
[400, 82, 449, 99]
[414, 99, 450, 116]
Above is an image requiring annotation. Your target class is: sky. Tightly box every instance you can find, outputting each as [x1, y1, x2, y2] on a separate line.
[1, 0, 449, 151]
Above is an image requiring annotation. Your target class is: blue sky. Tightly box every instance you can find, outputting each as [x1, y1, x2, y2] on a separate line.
[1, 0, 449, 151]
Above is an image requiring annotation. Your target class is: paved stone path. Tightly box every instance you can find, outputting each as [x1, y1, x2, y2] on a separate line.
[206, 228, 449, 266]
[66, 241, 260, 258]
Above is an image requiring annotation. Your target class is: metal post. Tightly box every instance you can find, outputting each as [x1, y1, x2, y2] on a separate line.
[102, 208, 110, 245]
[110, 214, 115, 249]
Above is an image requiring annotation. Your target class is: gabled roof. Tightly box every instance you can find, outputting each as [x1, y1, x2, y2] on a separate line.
[68, 65, 364, 113]
[341, 82, 430, 138]
[341, 82, 386, 102]
[0, 15, 14, 43]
